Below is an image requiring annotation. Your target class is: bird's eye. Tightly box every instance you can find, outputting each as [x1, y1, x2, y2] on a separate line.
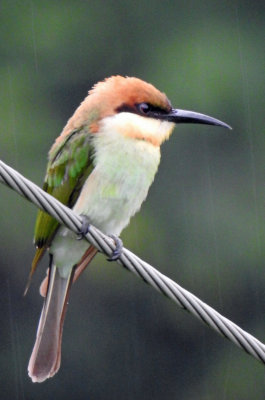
[137, 103, 151, 115]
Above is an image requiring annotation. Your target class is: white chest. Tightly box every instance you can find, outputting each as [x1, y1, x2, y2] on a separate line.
[73, 128, 161, 235]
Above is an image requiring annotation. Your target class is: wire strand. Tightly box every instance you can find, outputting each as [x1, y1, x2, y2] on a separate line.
[0, 159, 264, 364]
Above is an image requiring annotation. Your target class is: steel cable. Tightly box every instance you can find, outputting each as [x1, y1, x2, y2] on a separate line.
[0, 159, 264, 364]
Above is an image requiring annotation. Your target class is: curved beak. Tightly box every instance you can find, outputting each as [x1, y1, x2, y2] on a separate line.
[163, 108, 232, 130]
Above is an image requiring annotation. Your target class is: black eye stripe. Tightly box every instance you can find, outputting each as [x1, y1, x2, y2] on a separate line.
[116, 102, 169, 118]
[136, 102, 169, 116]
[115, 104, 135, 113]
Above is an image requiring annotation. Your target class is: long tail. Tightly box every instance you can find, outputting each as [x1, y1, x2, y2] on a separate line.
[28, 245, 98, 383]
[28, 263, 73, 383]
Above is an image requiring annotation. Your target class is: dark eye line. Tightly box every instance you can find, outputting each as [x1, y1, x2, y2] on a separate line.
[115, 104, 135, 114]
[137, 103, 169, 116]
[116, 102, 169, 117]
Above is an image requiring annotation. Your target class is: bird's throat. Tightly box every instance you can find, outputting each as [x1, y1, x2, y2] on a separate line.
[100, 112, 175, 146]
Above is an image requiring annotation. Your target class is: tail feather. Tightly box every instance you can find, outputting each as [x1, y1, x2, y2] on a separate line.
[28, 264, 74, 383]
[24, 246, 47, 296]
[28, 245, 98, 383]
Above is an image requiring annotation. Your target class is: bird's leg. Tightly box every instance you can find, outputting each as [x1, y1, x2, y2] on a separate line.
[76, 215, 91, 240]
[107, 235, 123, 261]
[77, 215, 123, 260]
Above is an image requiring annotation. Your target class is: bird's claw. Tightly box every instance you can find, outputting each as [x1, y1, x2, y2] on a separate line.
[107, 235, 123, 261]
[77, 215, 91, 240]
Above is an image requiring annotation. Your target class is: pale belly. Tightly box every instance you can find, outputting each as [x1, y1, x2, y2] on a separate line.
[73, 158, 159, 236]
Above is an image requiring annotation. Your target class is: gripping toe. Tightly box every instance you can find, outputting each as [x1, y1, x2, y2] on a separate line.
[107, 235, 123, 261]
[76, 215, 91, 240]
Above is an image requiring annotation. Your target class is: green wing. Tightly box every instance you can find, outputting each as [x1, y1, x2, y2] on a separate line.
[33, 127, 94, 261]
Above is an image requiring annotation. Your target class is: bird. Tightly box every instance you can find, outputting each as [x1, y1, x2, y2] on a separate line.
[27, 75, 231, 383]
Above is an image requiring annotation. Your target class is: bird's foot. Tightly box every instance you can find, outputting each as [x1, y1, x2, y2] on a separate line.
[107, 235, 123, 261]
[77, 215, 91, 240]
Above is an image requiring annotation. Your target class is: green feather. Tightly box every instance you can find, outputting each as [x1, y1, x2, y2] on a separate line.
[34, 127, 94, 249]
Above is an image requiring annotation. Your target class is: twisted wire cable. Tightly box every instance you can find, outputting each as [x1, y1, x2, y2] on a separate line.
[0, 159, 264, 364]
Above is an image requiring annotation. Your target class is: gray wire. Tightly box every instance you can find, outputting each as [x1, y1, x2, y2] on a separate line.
[0, 159, 264, 364]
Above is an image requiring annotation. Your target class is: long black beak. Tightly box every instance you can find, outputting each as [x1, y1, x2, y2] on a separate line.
[163, 108, 232, 130]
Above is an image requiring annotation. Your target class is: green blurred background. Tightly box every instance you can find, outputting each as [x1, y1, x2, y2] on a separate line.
[0, 1, 264, 398]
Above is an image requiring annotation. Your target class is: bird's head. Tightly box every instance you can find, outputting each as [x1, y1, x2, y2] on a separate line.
[63, 76, 231, 146]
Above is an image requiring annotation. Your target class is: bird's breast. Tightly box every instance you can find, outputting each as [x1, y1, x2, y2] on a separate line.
[73, 127, 161, 235]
